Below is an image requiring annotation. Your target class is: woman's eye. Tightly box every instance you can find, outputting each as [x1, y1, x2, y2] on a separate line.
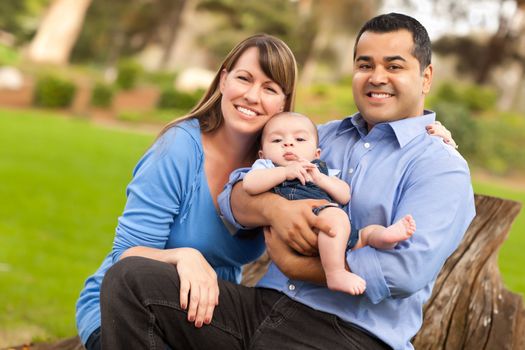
[237, 76, 249, 81]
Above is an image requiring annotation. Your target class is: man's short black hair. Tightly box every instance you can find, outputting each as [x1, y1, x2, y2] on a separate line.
[353, 13, 431, 72]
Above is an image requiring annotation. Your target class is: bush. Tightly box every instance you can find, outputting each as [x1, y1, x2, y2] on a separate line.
[116, 60, 142, 90]
[431, 101, 479, 158]
[90, 83, 114, 108]
[34, 76, 76, 108]
[462, 85, 497, 112]
[431, 82, 498, 112]
[475, 112, 525, 174]
[143, 71, 176, 90]
[157, 88, 204, 110]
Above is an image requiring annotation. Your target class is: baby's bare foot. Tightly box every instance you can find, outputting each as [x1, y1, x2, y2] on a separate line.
[325, 270, 366, 295]
[382, 214, 416, 244]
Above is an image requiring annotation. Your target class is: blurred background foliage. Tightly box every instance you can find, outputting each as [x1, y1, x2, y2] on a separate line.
[0, 0, 523, 176]
[1, 0, 525, 346]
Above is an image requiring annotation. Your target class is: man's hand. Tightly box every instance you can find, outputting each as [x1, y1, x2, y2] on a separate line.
[264, 227, 326, 285]
[267, 198, 335, 256]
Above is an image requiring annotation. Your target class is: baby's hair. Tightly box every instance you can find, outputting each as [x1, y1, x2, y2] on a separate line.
[261, 112, 319, 146]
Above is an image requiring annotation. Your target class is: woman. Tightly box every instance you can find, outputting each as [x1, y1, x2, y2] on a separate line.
[76, 34, 297, 350]
[77, 33, 454, 349]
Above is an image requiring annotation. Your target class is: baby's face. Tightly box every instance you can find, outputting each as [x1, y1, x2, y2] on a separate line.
[259, 114, 319, 166]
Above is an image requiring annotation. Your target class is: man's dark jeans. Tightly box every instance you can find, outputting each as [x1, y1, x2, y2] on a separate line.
[100, 256, 391, 349]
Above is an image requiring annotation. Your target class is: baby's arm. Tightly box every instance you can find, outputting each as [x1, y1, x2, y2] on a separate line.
[243, 167, 287, 195]
[243, 161, 313, 195]
[310, 167, 350, 205]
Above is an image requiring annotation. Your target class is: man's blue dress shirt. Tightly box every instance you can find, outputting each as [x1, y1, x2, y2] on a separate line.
[219, 111, 476, 350]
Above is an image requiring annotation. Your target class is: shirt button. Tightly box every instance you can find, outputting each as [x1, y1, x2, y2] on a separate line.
[348, 168, 354, 174]
[364, 142, 371, 149]
[288, 284, 296, 291]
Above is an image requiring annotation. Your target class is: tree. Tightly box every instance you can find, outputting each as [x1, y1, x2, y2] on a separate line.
[26, 0, 93, 64]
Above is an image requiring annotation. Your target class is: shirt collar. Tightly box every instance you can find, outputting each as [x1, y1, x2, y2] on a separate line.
[336, 113, 368, 138]
[336, 110, 436, 148]
[388, 110, 436, 148]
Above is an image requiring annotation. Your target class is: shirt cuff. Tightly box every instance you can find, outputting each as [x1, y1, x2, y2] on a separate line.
[346, 246, 390, 304]
[218, 167, 252, 233]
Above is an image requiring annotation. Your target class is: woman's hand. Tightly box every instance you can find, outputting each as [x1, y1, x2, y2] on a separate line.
[426, 121, 458, 149]
[173, 248, 219, 328]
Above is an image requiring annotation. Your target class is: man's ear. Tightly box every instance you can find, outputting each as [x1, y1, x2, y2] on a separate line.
[258, 150, 264, 159]
[422, 64, 433, 95]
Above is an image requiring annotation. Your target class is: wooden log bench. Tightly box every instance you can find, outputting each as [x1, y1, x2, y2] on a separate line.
[10, 195, 524, 350]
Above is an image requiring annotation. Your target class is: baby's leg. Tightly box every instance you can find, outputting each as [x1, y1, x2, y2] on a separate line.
[359, 214, 416, 250]
[318, 207, 366, 295]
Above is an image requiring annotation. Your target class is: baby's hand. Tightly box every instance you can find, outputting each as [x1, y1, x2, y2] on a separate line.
[306, 163, 323, 183]
[284, 163, 310, 185]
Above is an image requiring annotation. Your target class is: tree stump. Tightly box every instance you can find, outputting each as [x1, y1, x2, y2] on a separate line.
[412, 195, 524, 350]
[241, 194, 525, 349]
[9, 195, 523, 349]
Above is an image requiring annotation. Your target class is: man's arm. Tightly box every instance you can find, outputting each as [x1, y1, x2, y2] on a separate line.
[346, 156, 475, 304]
[263, 227, 326, 284]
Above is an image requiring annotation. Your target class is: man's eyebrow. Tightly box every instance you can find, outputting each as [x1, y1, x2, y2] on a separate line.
[355, 55, 372, 62]
[385, 55, 406, 62]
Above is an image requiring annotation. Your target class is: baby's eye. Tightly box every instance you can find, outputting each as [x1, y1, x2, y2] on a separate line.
[296, 138, 306, 142]
[271, 139, 282, 143]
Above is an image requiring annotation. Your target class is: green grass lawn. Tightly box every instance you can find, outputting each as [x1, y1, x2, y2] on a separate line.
[0, 109, 153, 344]
[0, 108, 523, 345]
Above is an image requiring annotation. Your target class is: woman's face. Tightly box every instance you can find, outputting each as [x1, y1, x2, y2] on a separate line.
[219, 47, 286, 138]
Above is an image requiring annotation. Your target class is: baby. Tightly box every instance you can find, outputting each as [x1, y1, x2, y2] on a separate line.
[243, 112, 416, 295]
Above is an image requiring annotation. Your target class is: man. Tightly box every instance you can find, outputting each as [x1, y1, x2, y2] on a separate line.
[220, 12, 475, 349]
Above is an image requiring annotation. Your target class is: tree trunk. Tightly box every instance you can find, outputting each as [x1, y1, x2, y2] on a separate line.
[413, 195, 524, 349]
[26, 0, 92, 65]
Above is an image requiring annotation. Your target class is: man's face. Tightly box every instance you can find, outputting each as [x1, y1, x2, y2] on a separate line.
[352, 29, 433, 130]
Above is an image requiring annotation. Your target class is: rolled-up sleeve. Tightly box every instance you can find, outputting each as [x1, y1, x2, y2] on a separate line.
[347, 155, 475, 303]
[217, 167, 251, 231]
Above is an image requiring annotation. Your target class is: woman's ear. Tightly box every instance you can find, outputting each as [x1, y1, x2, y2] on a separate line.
[219, 69, 228, 93]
